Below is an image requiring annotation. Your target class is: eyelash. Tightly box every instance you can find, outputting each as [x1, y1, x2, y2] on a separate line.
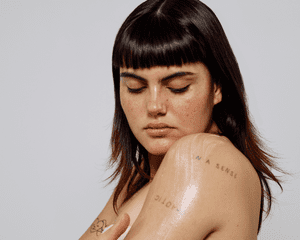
[127, 87, 146, 93]
[168, 85, 190, 93]
[127, 85, 190, 94]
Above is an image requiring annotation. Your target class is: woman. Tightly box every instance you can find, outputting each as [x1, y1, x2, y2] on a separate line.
[80, 0, 284, 239]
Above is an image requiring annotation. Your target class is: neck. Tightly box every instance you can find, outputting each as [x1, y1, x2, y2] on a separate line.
[207, 121, 221, 135]
[148, 153, 164, 181]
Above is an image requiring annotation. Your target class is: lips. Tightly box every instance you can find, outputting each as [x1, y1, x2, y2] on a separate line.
[144, 123, 174, 137]
[145, 123, 173, 129]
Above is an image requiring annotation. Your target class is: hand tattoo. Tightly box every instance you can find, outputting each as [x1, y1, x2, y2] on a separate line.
[90, 218, 107, 236]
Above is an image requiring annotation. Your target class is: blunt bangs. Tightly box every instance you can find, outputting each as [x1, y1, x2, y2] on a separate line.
[112, 12, 207, 70]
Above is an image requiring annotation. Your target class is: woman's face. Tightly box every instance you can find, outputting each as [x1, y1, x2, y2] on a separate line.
[120, 62, 222, 156]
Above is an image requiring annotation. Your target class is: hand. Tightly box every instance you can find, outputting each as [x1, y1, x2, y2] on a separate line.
[101, 213, 130, 240]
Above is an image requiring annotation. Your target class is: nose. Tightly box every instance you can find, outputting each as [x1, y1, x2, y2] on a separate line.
[147, 86, 166, 117]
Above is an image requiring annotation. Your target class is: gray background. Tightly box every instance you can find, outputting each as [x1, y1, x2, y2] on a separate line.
[0, 0, 299, 239]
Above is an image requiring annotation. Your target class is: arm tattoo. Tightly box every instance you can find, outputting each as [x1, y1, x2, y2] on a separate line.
[216, 163, 237, 178]
[154, 195, 186, 215]
[196, 156, 237, 179]
[152, 156, 238, 217]
[90, 218, 107, 236]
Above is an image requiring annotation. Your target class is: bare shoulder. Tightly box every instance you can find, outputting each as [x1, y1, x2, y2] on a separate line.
[167, 133, 260, 186]
[167, 133, 261, 211]
[127, 133, 261, 239]
[169, 132, 236, 156]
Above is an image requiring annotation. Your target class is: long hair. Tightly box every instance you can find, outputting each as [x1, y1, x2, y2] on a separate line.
[107, 0, 284, 233]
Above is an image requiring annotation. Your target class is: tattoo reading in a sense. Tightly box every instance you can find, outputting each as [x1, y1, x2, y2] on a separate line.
[196, 156, 237, 179]
[154, 156, 237, 215]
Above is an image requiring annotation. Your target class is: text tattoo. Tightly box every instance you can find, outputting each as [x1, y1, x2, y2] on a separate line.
[196, 156, 237, 178]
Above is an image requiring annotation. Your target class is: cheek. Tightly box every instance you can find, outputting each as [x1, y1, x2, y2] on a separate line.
[120, 90, 131, 118]
[120, 92, 143, 122]
[121, 97, 132, 118]
[174, 94, 214, 125]
[178, 96, 207, 114]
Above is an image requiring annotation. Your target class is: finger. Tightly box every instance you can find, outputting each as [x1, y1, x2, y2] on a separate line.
[111, 213, 130, 239]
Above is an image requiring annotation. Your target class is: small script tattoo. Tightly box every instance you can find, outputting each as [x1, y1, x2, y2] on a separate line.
[196, 156, 237, 178]
[216, 163, 237, 178]
[90, 218, 107, 236]
[154, 195, 186, 215]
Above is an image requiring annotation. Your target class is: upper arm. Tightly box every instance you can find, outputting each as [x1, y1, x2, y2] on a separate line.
[125, 133, 261, 240]
[80, 191, 116, 239]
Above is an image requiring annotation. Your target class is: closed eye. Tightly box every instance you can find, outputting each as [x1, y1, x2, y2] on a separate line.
[168, 85, 190, 93]
[127, 87, 146, 93]
[127, 85, 190, 94]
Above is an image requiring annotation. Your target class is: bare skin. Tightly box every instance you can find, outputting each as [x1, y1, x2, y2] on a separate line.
[80, 63, 260, 239]
[80, 133, 261, 240]
[125, 133, 261, 239]
[80, 167, 151, 239]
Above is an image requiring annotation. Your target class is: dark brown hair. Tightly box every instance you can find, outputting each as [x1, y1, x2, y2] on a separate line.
[107, 0, 285, 233]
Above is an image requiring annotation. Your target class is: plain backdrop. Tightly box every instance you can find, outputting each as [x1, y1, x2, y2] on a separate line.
[0, 0, 299, 239]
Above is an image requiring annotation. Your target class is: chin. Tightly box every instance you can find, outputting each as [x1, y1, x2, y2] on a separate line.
[141, 137, 177, 156]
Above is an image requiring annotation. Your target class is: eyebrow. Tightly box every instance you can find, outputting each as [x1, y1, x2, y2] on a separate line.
[120, 71, 196, 83]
